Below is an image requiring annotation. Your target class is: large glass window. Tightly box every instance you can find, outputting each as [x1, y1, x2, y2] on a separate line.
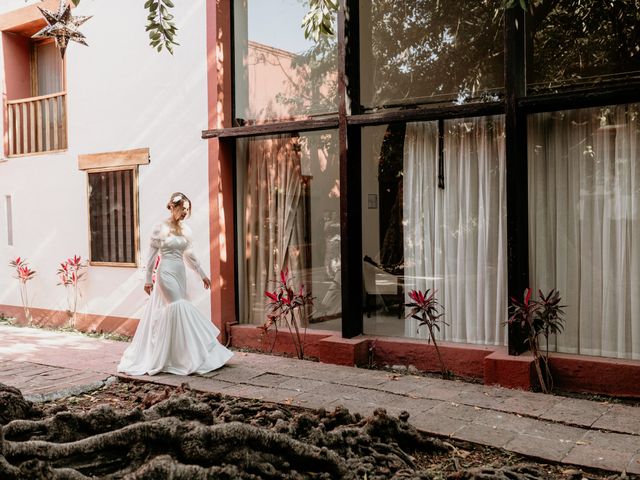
[528, 0, 640, 93]
[361, 116, 508, 344]
[236, 130, 341, 331]
[359, 0, 504, 109]
[528, 104, 640, 359]
[233, 0, 338, 124]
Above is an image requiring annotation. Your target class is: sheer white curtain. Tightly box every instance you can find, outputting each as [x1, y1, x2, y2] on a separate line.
[242, 136, 308, 325]
[529, 104, 640, 359]
[403, 116, 508, 345]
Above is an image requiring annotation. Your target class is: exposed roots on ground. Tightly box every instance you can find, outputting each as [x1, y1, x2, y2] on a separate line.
[0, 382, 551, 480]
[447, 464, 545, 480]
[0, 384, 41, 426]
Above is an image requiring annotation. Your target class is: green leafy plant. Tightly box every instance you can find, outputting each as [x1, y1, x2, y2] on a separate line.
[536, 289, 566, 360]
[302, 0, 338, 41]
[59, 0, 178, 53]
[261, 269, 314, 360]
[405, 289, 449, 378]
[9, 257, 36, 325]
[67, 0, 337, 54]
[144, 0, 179, 53]
[57, 255, 87, 327]
[507, 288, 566, 393]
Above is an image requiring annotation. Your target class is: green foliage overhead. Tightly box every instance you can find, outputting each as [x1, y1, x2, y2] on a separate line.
[60, 0, 178, 54]
[301, 0, 338, 41]
[144, 0, 179, 54]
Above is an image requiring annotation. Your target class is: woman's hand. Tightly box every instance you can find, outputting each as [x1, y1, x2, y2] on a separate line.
[203, 277, 211, 290]
[144, 283, 153, 295]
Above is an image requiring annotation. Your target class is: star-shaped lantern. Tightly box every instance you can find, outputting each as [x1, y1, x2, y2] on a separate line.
[32, 0, 92, 59]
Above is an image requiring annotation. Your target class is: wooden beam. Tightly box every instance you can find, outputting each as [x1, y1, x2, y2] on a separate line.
[339, 0, 363, 339]
[78, 148, 150, 171]
[52, 98, 58, 150]
[15, 103, 21, 155]
[29, 101, 35, 153]
[61, 93, 68, 149]
[43, 98, 50, 152]
[504, 6, 529, 355]
[21, 103, 27, 153]
[348, 102, 504, 127]
[35, 100, 42, 152]
[8, 105, 14, 156]
[519, 82, 640, 113]
[202, 117, 339, 139]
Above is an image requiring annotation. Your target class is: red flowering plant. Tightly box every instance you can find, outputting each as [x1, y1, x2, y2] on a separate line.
[261, 269, 314, 360]
[507, 288, 565, 393]
[406, 289, 449, 378]
[9, 257, 36, 324]
[57, 255, 87, 327]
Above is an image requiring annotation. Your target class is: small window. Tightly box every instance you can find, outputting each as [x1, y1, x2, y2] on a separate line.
[79, 147, 148, 266]
[87, 168, 139, 266]
[5, 195, 13, 246]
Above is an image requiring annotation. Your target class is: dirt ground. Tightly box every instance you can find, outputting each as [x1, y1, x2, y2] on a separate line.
[30, 379, 632, 480]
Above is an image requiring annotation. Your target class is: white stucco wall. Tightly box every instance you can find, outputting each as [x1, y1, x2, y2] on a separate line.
[0, 0, 212, 321]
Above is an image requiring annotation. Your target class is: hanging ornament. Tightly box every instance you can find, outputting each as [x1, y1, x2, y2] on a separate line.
[31, 0, 92, 59]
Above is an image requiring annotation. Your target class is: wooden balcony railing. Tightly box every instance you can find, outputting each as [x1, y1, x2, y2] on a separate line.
[7, 92, 67, 157]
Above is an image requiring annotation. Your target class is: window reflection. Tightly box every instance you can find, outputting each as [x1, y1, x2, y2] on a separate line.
[234, 0, 338, 123]
[236, 130, 342, 331]
[361, 118, 508, 344]
[528, 0, 640, 92]
[359, 0, 504, 109]
[528, 104, 640, 359]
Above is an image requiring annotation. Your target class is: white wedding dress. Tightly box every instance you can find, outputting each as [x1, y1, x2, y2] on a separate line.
[117, 220, 233, 375]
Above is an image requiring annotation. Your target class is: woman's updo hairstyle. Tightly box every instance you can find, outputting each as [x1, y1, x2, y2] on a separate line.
[166, 192, 192, 218]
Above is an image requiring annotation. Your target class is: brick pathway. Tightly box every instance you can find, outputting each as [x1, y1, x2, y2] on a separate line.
[1, 324, 639, 474]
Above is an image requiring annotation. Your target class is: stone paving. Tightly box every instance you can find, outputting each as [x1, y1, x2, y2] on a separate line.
[1, 324, 639, 475]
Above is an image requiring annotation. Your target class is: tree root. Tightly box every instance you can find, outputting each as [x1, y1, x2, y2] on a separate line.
[0, 386, 453, 479]
[0, 384, 40, 426]
[447, 464, 545, 480]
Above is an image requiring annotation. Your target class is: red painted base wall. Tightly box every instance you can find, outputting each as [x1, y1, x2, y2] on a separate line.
[229, 325, 640, 398]
[0, 304, 138, 337]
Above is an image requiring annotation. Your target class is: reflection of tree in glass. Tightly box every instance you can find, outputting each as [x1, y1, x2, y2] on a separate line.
[362, 0, 504, 107]
[287, 0, 639, 112]
[529, 0, 640, 90]
[378, 124, 406, 269]
[275, 33, 338, 117]
[284, 0, 508, 114]
[284, 1, 506, 112]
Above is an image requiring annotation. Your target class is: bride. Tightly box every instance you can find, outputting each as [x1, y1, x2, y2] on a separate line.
[117, 192, 233, 375]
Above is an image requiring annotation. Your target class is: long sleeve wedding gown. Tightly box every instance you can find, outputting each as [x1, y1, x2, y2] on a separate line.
[117, 220, 233, 375]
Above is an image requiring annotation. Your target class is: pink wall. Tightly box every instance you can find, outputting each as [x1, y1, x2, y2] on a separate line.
[240, 41, 335, 122]
[2, 32, 31, 100]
